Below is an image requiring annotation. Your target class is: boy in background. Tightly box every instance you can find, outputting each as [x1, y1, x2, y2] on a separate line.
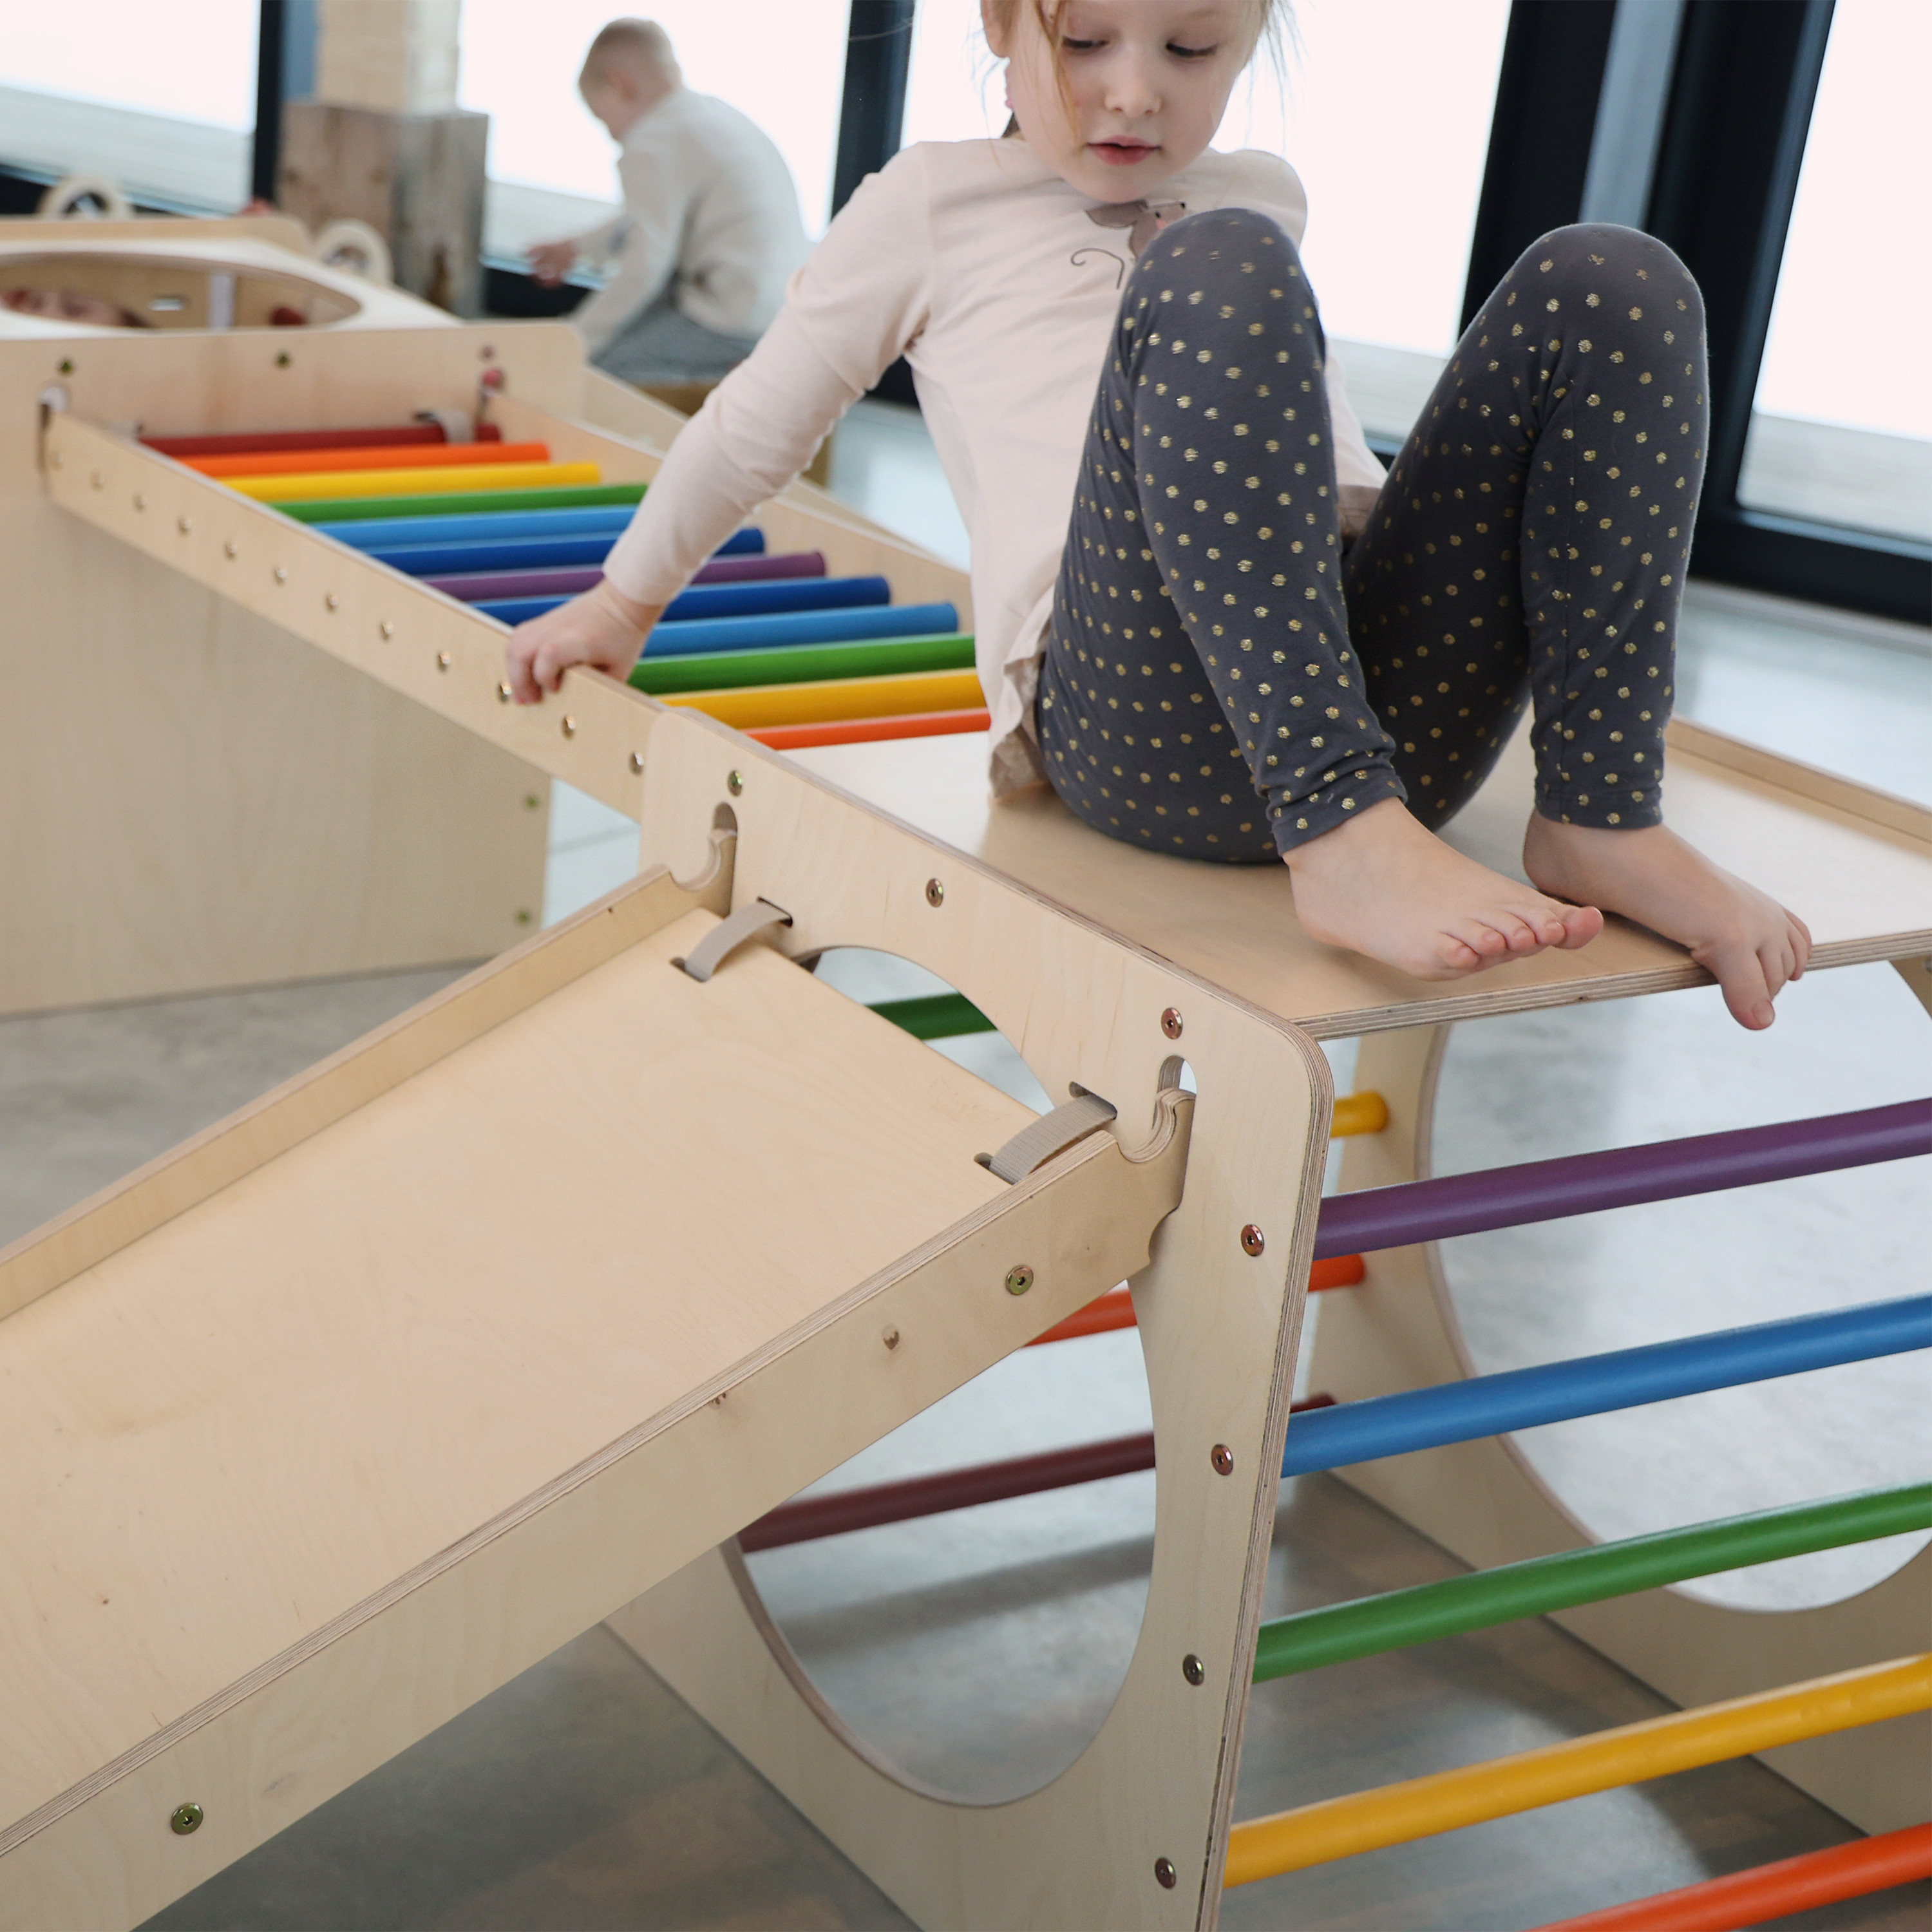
[529, 18, 810, 386]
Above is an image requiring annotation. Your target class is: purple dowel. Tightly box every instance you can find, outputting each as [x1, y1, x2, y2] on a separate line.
[1313, 1097, 1932, 1259]
[422, 549, 828, 603]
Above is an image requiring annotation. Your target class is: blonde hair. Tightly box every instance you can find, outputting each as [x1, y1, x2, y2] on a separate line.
[580, 17, 680, 88]
[985, 0, 1287, 97]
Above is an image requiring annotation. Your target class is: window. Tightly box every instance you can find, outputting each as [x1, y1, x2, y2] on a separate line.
[1738, 0, 1931, 546]
[0, 0, 258, 211]
[898, 0, 1511, 439]
[460, 0, 850, 261]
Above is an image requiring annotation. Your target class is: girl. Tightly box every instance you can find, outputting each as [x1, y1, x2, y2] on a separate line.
[506, 0, 1810, 1030]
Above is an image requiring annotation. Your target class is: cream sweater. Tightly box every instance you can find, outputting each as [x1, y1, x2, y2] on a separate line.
[603, 137, 1384, 793]
[571, 88, 810, 351]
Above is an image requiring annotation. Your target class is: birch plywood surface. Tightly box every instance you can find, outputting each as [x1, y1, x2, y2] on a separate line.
[0, 908, 1028, 1837]
[791, 721, 1932, 1037]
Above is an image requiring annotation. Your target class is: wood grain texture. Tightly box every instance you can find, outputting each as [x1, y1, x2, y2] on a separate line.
[3, 316, 570, 1016]
[614, 703, 1332, 1931]
[788, 721, 1932, 1037]
[1302, 1022, 1932, 1837]
[0, 836, 1198, 1927]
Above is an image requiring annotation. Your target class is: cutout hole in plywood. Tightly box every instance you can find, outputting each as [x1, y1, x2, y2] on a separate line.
[734, 946, 1157, 1803]
[1431, 961, 1931, 1611]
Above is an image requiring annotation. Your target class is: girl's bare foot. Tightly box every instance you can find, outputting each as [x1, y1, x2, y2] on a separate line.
[1286, 798, 1604, 980]
[1522, 815, 1812, 1030]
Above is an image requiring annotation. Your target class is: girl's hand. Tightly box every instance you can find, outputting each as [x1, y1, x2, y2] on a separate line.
[505, 578, 661, 704]
[526, 238, 578, 287]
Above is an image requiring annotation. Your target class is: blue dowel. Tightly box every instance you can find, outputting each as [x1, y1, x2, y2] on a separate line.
[475, 600, 963, 654]
[314, 506, 636, 551]
[1281, 1294, 1932, 1476]
[477, 574, 892, 627]
[330, 523, 764, 573]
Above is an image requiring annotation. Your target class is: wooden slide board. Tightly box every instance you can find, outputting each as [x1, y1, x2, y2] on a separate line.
[0, 809, 1211, 1931]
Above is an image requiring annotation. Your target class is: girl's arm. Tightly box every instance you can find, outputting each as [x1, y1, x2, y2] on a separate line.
[507, 153, 934, 702]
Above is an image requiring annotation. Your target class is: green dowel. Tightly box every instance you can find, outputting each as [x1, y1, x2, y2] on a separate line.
[867, 992, 998, 1041]
[278, 482, 647, 523]
[631, 632, 975, 695]
[1253, 1479, 1932, 1683]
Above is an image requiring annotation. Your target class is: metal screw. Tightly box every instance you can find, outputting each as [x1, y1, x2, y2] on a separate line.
[59, 357, 75, 375]
[379, 621, 394, 639]
[273, 567, 287, 583]
[515, 909, 533, 925]
[275, 351, 292, 367]
[436, 651, 452, 670]
[90, 471, 104, 489]
[169, 1803, 203, 1835]
[522, 793, 540, 811]
[176, 515, 192, 534]
[325, 592, 339, 611]
[480, 344, 495, 359]
[629, 750, 645, 773]
[1182, 1653, 1206, 1686]
[1161, 1007, 1183, 1039]
[1154, 1857, 1177, 1889]
[497, 682, 513, 703]
[925, 878, 945, 907]
[1241, 1224, 1266, 1257]
[1004, 1264, 1034, 1296]
[223, 539, 238, 558]
[1211, 1443, 1234, 1476]
[132, 492, 146, 509]
[561, 715, 578, 737]
[726, 769, 744, 795]
[882, 1325, 900, 1351]
[49, 450, 62, 469]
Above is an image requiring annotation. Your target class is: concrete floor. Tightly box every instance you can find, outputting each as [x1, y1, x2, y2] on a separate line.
[3, 397, 1927, 1929]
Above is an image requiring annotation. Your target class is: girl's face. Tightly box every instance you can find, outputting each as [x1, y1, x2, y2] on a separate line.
[985, 0, 1256, 202]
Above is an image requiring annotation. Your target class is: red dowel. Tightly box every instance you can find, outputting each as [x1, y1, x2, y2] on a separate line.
[1027, 1255, 1367, 1348]
[1530, 1822, 1932, 1932]
[748, 707, 990, 750]
[142, 424, 503, 457]
[738, 1394, 1337, 1554]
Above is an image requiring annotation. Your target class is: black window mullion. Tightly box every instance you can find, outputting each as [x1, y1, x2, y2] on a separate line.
[832, 0, 918, 219]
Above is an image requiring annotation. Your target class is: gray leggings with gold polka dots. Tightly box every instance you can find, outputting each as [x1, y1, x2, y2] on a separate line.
[1035, 213, 1707, 860]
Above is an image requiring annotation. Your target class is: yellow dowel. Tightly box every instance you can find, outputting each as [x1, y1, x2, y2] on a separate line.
[1331, 1091, 1389, 1137]
[1224, 1651, 1932, 1888]
[226, 461, 603, 503]
[661, 667, 985, 730]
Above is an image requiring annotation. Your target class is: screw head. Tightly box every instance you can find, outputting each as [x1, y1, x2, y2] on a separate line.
[1211, 1443, 1234, 1476]
[58, 357, 75, 375]
[925, 878, 945, 907]
[1154, 1857, 1177, 1889]
[497, 681, 513, 703]
[169, 1802, 203, 1835]
[629, 750, 645, 773]
[515, 909, 534, 925]
[522, 793, 540, 811]
[223, 539, 238, 558]
[882, 1325, 900, 1351]
[379, 620, 394, 639]
[726, 769, 744, 795]
[436, 651, 452, 670]
[132, 491, 146, 509]
[325, 592, 339, 611]
[272, 566, 287, 583]
[90, 471, 103, 488]
[176, 515, 192, 534]
[1182, 1653, 1206, 1686]
[1161, 1007, 1184, 1039]
[275, 351, 292, 367]
[1004, 1264, 1034, 1296]
[1240, 1224, 1266, 1257]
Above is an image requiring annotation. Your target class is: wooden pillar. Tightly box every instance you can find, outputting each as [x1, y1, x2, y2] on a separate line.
[276, 0, 488, 316]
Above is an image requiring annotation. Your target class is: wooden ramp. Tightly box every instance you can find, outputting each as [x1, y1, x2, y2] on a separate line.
[0, 851, 1201, 1930]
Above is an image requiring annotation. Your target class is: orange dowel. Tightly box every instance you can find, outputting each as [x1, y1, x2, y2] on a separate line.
[1027, 1255, 1366, 1347]
[746, 706, 990, 750]
[1530, 1822, 1932, 1932]
[185, 440, 551, 478]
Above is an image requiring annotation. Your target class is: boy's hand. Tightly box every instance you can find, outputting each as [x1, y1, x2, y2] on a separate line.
[527, 239, 578, 287]
[506, 579, 660, 703]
